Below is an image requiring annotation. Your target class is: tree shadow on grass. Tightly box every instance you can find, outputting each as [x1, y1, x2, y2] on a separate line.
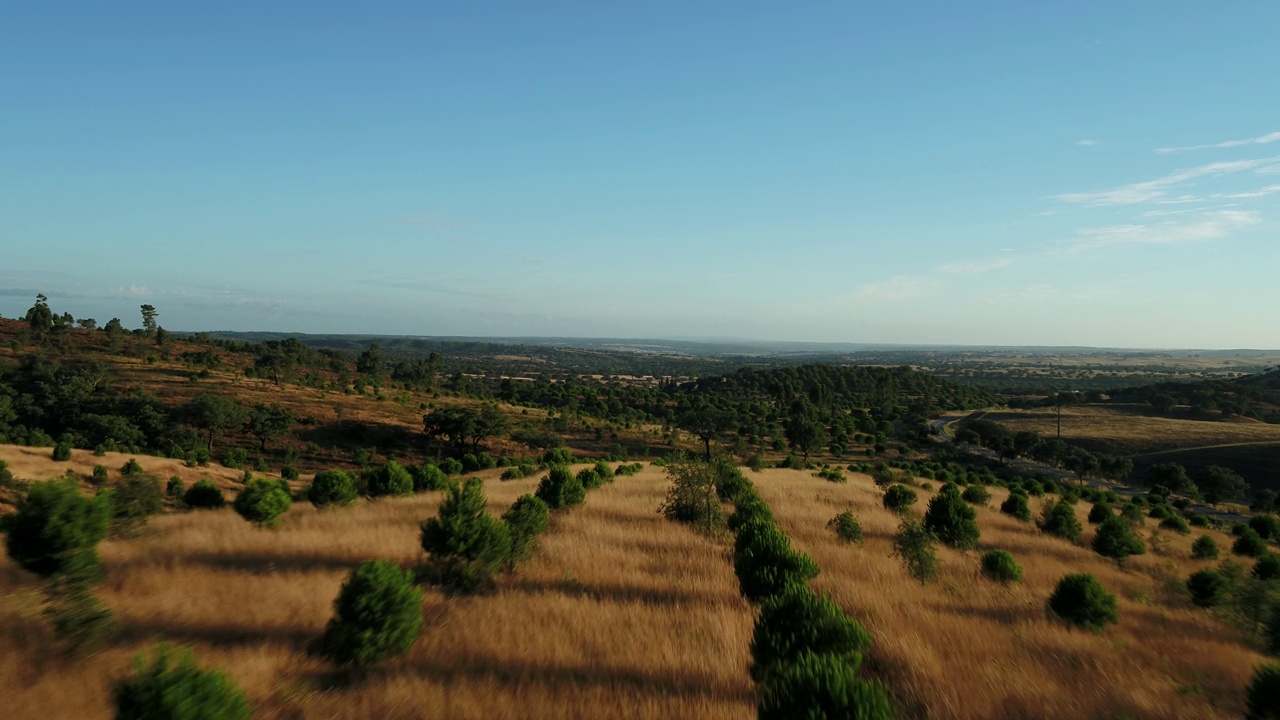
[113, 549, 365, 577]
[117, 617, 316, 649]
[504, 576, 742, 609]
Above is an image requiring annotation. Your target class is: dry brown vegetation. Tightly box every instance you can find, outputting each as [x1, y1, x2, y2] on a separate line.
[986, 404, 1280, 455]
[752, 468, 1266, 719]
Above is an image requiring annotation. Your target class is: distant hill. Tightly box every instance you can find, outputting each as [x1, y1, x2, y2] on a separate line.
[1106, 367, 1280, 424]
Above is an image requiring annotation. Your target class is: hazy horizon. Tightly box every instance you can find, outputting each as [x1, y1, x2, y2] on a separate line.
[4, 3, 1278, 347]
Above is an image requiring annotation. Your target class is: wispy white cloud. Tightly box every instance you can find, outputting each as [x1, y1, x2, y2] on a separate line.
[1213, 184, 1280, 199]
[1075, 139, 1100, 147]
[856, 275, 927, 301]
[1070, 210, 1260, 251]
[937, 256, 1014, 274]
[1156, 131, 1280, 154]
[1055, 159, 1269, 206]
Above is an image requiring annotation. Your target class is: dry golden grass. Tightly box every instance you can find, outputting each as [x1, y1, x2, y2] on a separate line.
[986, 404, 1280, 455]
[1, 464, 754, 719]
[752, 468, 1265, 720]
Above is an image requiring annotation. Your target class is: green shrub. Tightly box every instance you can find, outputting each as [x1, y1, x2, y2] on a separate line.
[892, 519, 939, 585]
[439, 457, 464, 476]
[4, 478, 111, 579]
[733, 519, 819, 604]
[1087, 502, 1112, 525]
[1186, 569, 1230, 608]
[121, 458, 144, 476]
[112, 644, 250, 720]
[577, 467, 604, 490]
[183, 480, 225, 509]
[961, 485, 990, 506]
[980, 549, 1022, 583]
[319, 559, 424, 668]
[52, 442, 72, 462]
[88, 464, 108, 486]
[501, 494, 549, 565]
[593, 460, 615, 484]
[106, 476, 165, 537]
[1235, 528, 1269, 558]
[1046, 573, 1117, 632]
[45, 582, 116, 655]
[1254, 553, 1280, 581]
[923, 483, 980, 550]
[1246, 662, 1280, 720]
[1148, 504, 1174, 520]
[1189, 513, 1210, 528]
[615, 462, 643, 476]
[281, 465, 299, 481]
[1000, 491, 1032, 522]
[542, 448, 574, 466]
[412, 463, 448, 491]
[1191, 535, 1219, 560]
[882, 484, 917, 514]
[750, 583, 872, 682]
[420, 478, 512, 594]
[1119, 502, 1146, 526]
[757, 651, 892, 720]
[307, 470, 359, 508]
[1040, 499, 1082, 542]
[827, 511, 863, 545]
[1250, 514, 1280, 541]
[220, 448, 249, 470]
[363, 461, 413, 498]
[232, 478, 291, 527]
[1091, 516, 1146, 565]
[166, 476, 184, 498]
[536, 465, 586, 510]
[816, 467, 846, 483]
[1160, 514, 1191, 535]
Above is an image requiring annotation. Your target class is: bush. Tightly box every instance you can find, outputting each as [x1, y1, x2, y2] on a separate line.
[892, 519, 940, 585]
[4, 478, 111, 579]
[220, 448, 249, 470]
[923, 483, 980, 550]
[961, 485, 991, 506]
[1246, 662, 1280, 720]
[593, 460, 615, 484]
[577, 467, 604, 490]
[1235, 528, 1269, 558]
[363, 461, 413, 498]
[232, 478, 291, 527]
[121, 458, 144, 476]
[1160, 514, 1191, 535]
[816, 468, 846, 483]
[52, 442, 72, 461]
[88, 464, 108, 486]
[750, 584, 872, 683]
[757, 651, 892, 720]
[1189, 513, 1210, 528]
[1000, 491, 1032, 522]
[1091, 515, 1146, 565]
[1192, 534, 1219, 560]
[980, 549, 1022, 583]
[827, 511, 863, 544]
[183, 479, 225, 509]
[420, 478, 512, 594]
[1087, 502, 1112, 525]
[615, 462, 643, 476]
[438, 457, 464, 476]
[44, 582, 116, 655]
[319, 559, 424, 668]
[412, 463, 448, 491]
[882, 484, 917, 514]
[307, 470, 359, 508]
[112, 644, 250, 720]
[1254, 553, 1280, 582]
[733, 519, 819, 604]
[166, 476, 184, 498]
[1251, 514, 1280, 541]
[1186, 569, 1230, 608]
[1040, 499, 1082, 542]
[281, 465, 299, 481]
[536, 465, 586, 510]
[107, 476, 165, 537]
[501, 494, 549, 565]
[1148, 504, 1174, 520]
[1046, 573, 1117, 632]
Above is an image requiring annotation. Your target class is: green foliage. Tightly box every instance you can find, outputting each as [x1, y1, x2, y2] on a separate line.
[658, 456, 725, 534]
[113, 644, 250, 720]
[1251, 514, 1280, 541]
[1000, 490, 1032, 522]
[52, 442, 72, 461]
[182, 479, 225, 509]
[750, 583, 873, 683]
[980, 549, 1022, 583]
[733, 519, 819, 604]
[576, 467, 604, 490]
[1121, 502, 1146, 526]
[960, 485, 990, 506]
[923, 483, 980, 550]
[412, 462, 448, 491]
[281, 465, 299, 481]
[882, 484, 917, 514]
[307, 470, 359, 508]
[1235, 528, 1269, 558]
[1191, 535, 1220, 560]
[1087, 502, 1113, 525]
[1186, 569, 1230, 608]
[5, 478, 110, 579]
[107, 475, 165, 537]
[1254, 553, 1280, 582]
[892, 519, 940, 585]
[121, 457, 144, 476]
[536, 465, 586, 510]
[232, 478, 291, 527]
[1040, 499, 1082, 542]
[363, 461, 414, 498]
[816, 467, 846, 483]
[1046, 573, 1118, 632]
[420, 478, 512, 594]
[614, 462, 643, 476]
[44, 579, 116, 655]
[827, 511, 863, 545]
[319, 560, 424, 668]
[593, 460, 615, 483]
[1091, 516, 1146, 565]
[501, 494, 549, 565]
[220, 448, 249, 470]
[90, 464, 108, 485]
[1246, 662, 1280, 720]
[757, 651, 893, 720]
[166, 476, 184, 498]
[1159, 514, 1190, 535]
[439, 457, 464, 476]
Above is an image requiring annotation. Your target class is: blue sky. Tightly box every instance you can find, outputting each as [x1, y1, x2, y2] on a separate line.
[2, 2, 1277, 348]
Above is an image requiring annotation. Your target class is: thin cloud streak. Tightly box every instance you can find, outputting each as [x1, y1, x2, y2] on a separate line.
[1070, 210, 1259, 251]
[1055, 159, 1269, 206]
[1156, 131, 1280, 154]
[937, 257, 1013, 274]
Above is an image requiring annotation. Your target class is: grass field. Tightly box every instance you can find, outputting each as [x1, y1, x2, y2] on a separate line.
[0, 457, 1268, 719]
[984, 404, 1280, 455]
